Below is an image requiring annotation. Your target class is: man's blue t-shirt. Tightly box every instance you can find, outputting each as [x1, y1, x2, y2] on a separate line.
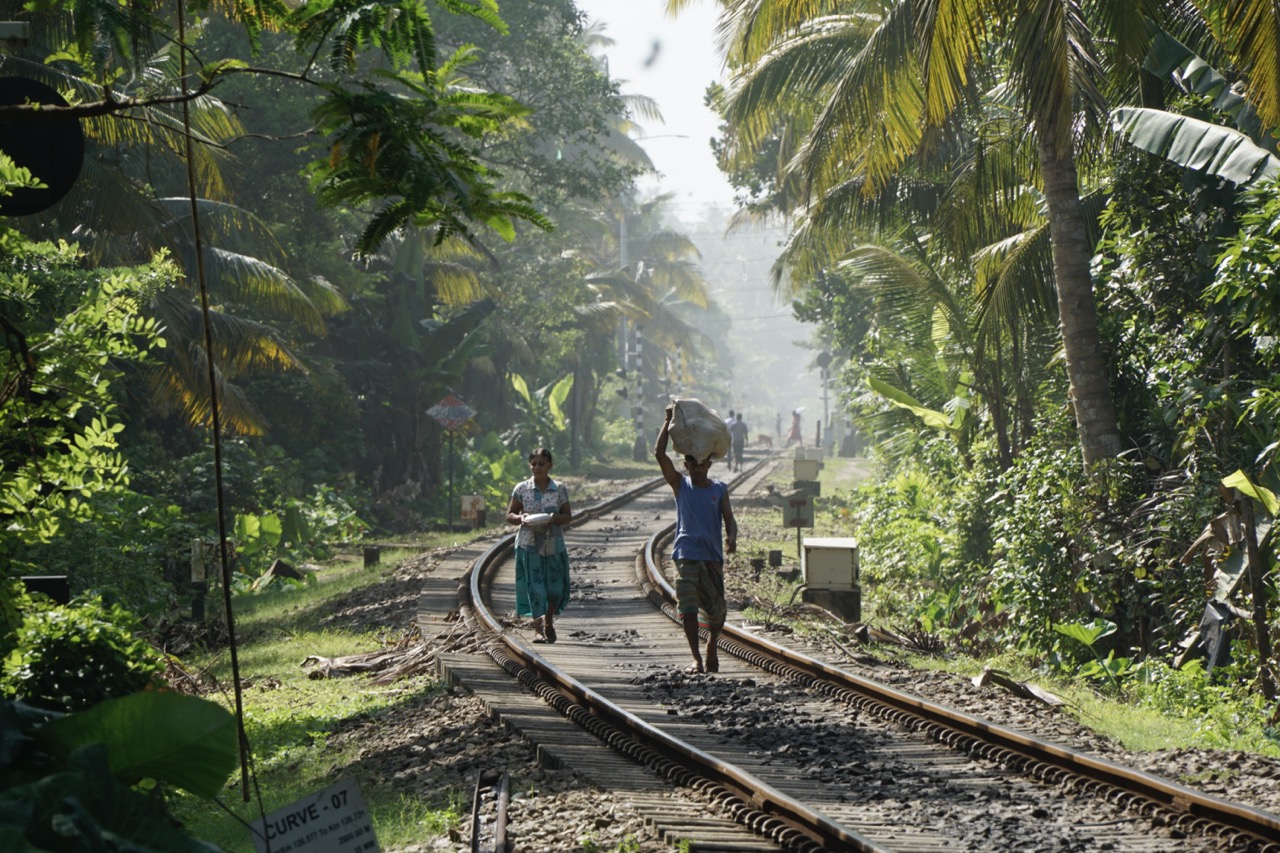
[671, 475, 726, 562]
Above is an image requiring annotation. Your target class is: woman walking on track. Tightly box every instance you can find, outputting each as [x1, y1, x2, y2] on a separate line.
[506, 448, 573, 643]
[786, 409, 804, 447]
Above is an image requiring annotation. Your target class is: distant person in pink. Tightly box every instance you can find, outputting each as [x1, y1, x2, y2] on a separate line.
[786, 410, 803, 447]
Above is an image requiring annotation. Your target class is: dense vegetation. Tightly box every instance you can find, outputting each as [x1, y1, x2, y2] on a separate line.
[9, 0, 1280, 847]
[695, 0, 1280, 720]
[0, 0, 730, 594]
[0, 2, 730, 845]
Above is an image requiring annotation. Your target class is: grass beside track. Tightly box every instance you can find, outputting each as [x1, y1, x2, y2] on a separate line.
[171, 461, 660, 852]
[170, 536, 469, 851]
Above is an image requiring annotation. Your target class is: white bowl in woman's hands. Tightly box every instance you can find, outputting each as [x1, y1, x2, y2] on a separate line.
[522, 512, 554, 528]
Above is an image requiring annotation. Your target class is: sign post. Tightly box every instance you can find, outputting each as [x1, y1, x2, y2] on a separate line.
[426, 394, 476, 531]
[249, 777, 378, 853]
[781, 489, 814, 560]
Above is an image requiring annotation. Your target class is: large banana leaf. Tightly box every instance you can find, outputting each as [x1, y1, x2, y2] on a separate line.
[419, 297, 496, 364]
[1143, 29, 1267, 145]
[1112, 107, 1280, 186]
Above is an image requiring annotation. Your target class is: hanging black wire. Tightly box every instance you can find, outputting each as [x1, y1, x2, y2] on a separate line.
[175, 0, 252, 803]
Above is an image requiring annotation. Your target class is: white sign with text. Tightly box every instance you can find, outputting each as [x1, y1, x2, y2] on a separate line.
[250, 777, 378, 853]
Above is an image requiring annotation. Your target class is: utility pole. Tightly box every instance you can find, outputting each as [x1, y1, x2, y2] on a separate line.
[817, 351, 832, 453]
[631, 324, 646, 461]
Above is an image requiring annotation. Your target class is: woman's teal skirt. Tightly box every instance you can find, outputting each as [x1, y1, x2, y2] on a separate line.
[514, 547, 570, 618]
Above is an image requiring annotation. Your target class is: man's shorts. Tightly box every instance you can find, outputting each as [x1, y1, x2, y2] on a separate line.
[674, 558, 727, 630]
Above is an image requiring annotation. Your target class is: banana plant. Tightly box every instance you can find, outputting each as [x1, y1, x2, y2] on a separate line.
[505, 372, 574, 455]
[1179, 470, 1279, 699]
[1112, 26, 1280, 187]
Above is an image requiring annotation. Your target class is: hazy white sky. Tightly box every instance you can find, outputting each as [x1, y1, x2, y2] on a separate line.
[573, 2, 825, 423]
[574, 0, 736, 216]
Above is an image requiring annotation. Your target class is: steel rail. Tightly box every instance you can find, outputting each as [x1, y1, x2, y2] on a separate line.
[639, 527, 1280, 852]
[468, 771, 510, 853]
[461, 456, 894, 852]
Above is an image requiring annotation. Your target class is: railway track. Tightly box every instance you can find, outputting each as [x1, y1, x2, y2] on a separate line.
[448, 452, 1280, 852]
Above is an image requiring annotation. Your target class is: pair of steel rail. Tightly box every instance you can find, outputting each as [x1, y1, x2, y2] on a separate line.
[461, 460, 1280, 852]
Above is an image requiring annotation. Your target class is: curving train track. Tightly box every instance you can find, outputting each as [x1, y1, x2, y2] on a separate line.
[445, 454, 1280, 852]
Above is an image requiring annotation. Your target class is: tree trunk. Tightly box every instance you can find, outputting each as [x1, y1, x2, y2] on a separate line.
[1036, 125, 1121, 469]
[1240, 498, 1276, 701]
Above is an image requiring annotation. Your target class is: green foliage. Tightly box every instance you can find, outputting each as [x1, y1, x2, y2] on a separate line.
[433, 0, 638, 204]
[0, 239, 173, 570]
[1130, 659, 1280, 751]
[1053, 618, 1134, 691]
[1052, 618, 1117, 649]
[985, 429, 1100, 650]
[231, 488, 367, 586]
[38, 691, 238, 797]
[1113, 107, 1280, 186]
[1, 598, 165, 713]
[0, 152, 43, 196]
[455, 431, 528, 506]
[303, 9, 553, 255]
[14, 492, 198, 616]
[504, 371, 575, 459]
[596, 412, 638, 460]
[1208, 175, 1280, 466]
[0, 692, 234, 852]
[0, 579, 32, 663]
[828, 457, 972, 629]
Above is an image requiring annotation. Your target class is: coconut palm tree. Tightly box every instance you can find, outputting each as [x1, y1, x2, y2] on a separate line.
[676, 0, 1170, 472]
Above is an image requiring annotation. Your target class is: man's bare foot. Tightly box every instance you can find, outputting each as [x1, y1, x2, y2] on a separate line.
[706, 649, 719, 673]
[684, 661, 704, 674]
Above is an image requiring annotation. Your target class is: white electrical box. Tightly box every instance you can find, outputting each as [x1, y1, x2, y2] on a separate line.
[801, 537, 859, 589]
[794, 458, 821, 481]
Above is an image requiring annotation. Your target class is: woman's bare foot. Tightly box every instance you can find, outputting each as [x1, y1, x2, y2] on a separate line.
[705, 648, 719, 673]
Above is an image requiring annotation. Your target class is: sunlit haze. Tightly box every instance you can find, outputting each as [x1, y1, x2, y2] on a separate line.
[574, 0, 827, 435]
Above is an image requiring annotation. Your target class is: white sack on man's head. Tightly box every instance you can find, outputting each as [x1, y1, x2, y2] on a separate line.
[668, 397, 731, 462]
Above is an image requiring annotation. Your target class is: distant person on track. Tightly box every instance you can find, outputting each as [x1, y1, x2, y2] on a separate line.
[655, 405, 738, 674]
[506, 447, 573, 644]
[729, 412, 749, 473]
[786, 409, 803, 447]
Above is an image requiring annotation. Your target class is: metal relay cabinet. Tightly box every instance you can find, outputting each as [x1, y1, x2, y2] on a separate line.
[793, 458, 821, 482]
[801, 537, 858, 588]
[800, 536, 861, 622]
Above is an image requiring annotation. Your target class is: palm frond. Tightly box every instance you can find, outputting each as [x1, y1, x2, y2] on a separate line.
[1219, 0, 1280, 130]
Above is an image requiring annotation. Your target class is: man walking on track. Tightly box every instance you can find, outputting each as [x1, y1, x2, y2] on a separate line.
[654, 405, 738, 674]
[729, 412, 749, 472]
